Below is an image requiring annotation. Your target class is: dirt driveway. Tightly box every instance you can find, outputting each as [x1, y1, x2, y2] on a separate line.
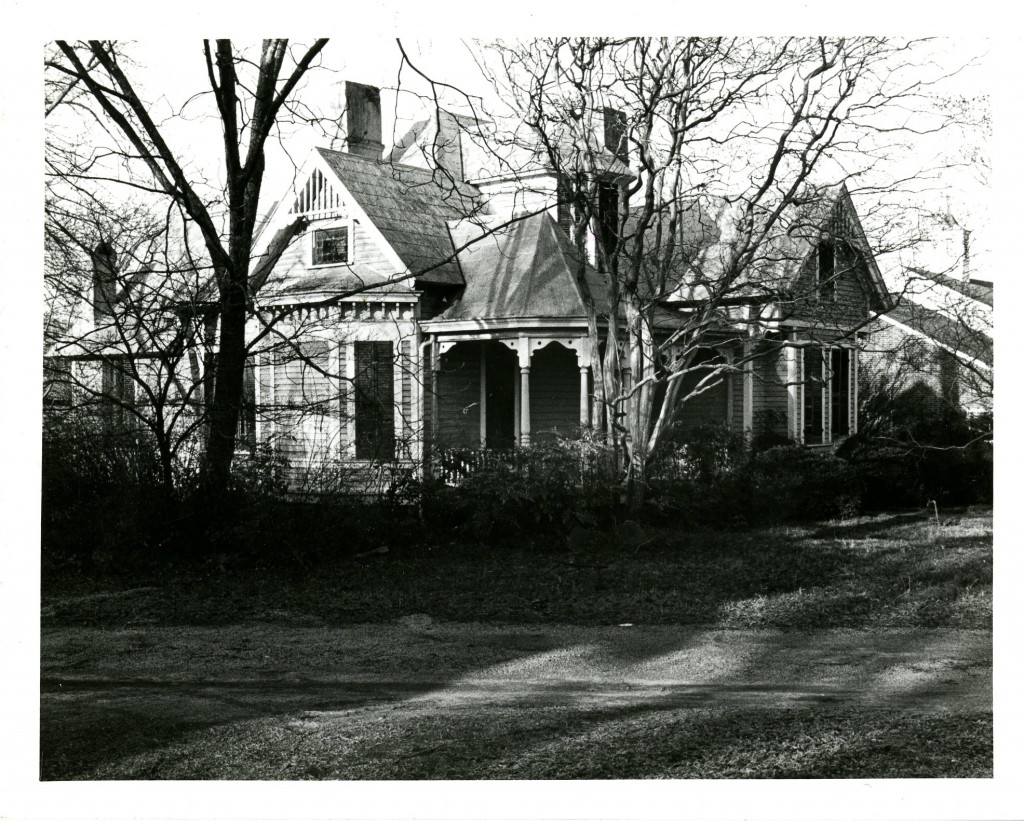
[40, 621, 991, 779]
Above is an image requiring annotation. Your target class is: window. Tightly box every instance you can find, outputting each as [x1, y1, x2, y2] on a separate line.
[102, 359, 136, 427]
[817, 241, 837, 302]
[274, 341, 332, 407]
[312, 226, 349, 266]
[237, 360, 257, 451]
[43, 359, 72, 406]
[603, 107, 628, 163]
[830, 348, 851, 437]
[354, 341, 395, 461]
[801, 347, 855, 444]
[597, 181, 620, 266]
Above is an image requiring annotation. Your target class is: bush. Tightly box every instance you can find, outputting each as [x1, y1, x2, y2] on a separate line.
[644, 426, 863, 527]
[421, 438, 621, 541]
[42, 416, 174, 575]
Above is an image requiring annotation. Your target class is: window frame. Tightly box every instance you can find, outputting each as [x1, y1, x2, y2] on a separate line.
[799, 345, 857, 445]
[352, 340, 397, 462]
[310, 222, 353, 268]
[816, 240, 838, 303]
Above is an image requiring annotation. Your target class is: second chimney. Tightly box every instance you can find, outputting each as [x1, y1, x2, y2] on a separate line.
[343, 82, 383, 160]
[91, 239, 117, 324]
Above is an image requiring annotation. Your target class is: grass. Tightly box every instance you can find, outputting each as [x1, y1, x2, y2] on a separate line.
[40, 507, 993, 780]
[41, 700, 992, 780]
[42, 507, 993, 631]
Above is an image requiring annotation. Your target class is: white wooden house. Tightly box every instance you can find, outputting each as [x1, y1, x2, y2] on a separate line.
[45, 81, 893, 486]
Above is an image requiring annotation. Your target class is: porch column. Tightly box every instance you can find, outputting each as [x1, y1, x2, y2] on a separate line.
[579, 366, 590, 427]
[742, 339, 754, 436]
[479, 345, 487, 448]
[430, 338, 441, 448]
[786, 338, 801, 442]
[520, 366, 531, 447]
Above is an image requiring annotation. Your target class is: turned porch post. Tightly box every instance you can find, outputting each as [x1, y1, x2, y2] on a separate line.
[479, 345, 487, 448]
[518, 334, 531, 447]
[579, 366, 590, 427]
[742, 338, 754, 436]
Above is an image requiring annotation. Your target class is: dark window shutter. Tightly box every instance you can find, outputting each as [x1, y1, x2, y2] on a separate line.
[354, 341, 395, 460]
[803, 348, 823, 444]
[818, 241, 836, 301]
[556, 176, 574, 238]
[238, 360, 257, 450]
[830, 348, 850, 436]
[603, 108, 628, 163]
[598, 182, 620, 264]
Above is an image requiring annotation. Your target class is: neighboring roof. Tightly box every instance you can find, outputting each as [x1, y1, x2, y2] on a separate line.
[438, 212, 612, 322]
[881, 301, 992, 369]
[907, 268, 994, 308]
[316, 148, 481, 286]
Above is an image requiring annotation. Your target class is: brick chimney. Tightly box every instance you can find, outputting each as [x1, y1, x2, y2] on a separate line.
[91, 239, 117, 324]
[343, 81, 384, 160]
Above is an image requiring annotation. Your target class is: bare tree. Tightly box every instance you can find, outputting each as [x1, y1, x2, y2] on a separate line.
[475, 37, 972, 507]
[47, 39, 328, 494]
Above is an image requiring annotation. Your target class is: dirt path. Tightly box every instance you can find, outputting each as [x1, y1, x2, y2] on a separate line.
[40, 622, 991, 779]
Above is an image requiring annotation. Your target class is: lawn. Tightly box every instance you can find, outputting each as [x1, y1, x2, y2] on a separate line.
[42, 507, 993, 630]
[40, 507, 993, 780]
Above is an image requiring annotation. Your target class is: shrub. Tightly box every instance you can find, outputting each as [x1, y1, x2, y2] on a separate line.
[422, 437, 621, 541]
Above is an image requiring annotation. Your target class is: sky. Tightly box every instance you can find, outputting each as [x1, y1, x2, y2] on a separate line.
[44, 36, 996, 289]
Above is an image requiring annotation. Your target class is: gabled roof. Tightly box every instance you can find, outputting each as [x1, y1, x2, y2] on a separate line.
[316, 148, 481, 286]
[907, 268, 993, 308]
[438, 212, 612, 322]
[881, 300, 992, 369]
[656, 184, 890, 311]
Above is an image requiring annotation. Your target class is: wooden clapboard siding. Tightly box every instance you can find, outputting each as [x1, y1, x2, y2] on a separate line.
[752, 344, 790, 438]
[675, 348, 730, 432]
[436, 342, 480, 448]
[790, 239, 872, 326]
[271, 341, 341, 474]
[267, 220, 399, 289]
[529, 343, 580, 442]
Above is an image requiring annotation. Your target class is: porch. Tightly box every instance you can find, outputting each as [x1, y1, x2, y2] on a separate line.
[426, 334, 593, 452]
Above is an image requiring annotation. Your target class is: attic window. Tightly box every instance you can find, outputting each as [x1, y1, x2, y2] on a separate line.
[313, 226, 350, 266]
[817, 241, 837, 302]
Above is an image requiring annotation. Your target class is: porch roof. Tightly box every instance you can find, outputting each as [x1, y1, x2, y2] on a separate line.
[438, 212, 612, 323]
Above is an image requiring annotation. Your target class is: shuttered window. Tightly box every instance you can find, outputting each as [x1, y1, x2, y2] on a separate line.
[801, 346, 855, 444]
[603, 107, 628, 162]
[354, 341, 395, 460]
[802, 348, 824, 445]
[830, 348, 851, 437]
[817, 241, 837, 302]
[102, 359, 136, 427]
[237, 360, 257, 450]
[44, 359, 72, 406]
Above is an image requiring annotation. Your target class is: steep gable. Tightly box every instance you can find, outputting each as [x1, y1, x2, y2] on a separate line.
[317, 148, 482, 286]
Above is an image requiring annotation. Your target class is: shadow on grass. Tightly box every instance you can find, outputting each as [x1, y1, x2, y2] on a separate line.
[40, 622, 992, 779]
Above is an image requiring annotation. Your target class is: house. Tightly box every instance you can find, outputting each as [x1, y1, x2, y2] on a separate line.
[861, 267, 993, 422]
[44, 81, 893, 488]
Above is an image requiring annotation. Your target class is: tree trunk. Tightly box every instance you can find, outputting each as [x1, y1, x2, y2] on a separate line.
[201, 280, 247, 493]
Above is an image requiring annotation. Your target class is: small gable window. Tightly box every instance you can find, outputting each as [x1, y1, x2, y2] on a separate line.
[817, 240, 837, 302]
[312, 226, 350, 266]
